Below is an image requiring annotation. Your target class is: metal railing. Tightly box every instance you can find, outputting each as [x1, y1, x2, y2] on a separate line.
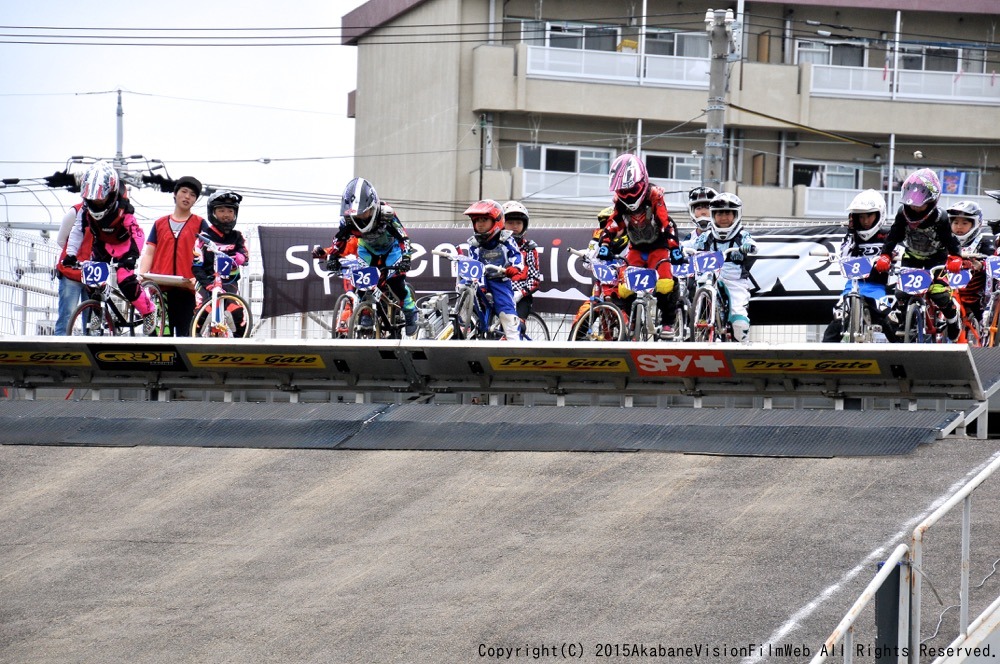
[525, 45, 709, 89]
[812, 65, 1000, 105]
[812, 453, 1000, 663]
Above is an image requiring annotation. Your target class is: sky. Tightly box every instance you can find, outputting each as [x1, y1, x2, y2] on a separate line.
[0, 0, 367, 231]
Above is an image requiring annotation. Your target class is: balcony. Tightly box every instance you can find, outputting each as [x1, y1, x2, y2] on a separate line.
[802, 187, 1000, 218]
[812, 64, 1000, 105]
[525, 45, 709, 89]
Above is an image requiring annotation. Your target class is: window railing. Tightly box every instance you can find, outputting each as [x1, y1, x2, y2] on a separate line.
[525, 45, 709, 89]
[812, 64, 1000, 105]
[521, 169, 699, 208]
[803, 187, 1000, 219]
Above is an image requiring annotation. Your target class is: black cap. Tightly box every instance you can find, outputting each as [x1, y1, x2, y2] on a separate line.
[173, 175, 202, 198]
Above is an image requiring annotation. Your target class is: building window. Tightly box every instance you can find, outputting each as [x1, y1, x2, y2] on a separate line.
[644, 151, 701, 180]
[518, 144, 614, 175]
[646, 29, 709, 58]
[900, 45, 959, 73]
[546, 22, 619, 51]
[795, 40, 865, 67]
[791, 161, 860, 189]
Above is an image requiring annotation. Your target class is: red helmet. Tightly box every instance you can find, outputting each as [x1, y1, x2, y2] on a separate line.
[464, 199, 504, 244]
[609, 153, 649, 212]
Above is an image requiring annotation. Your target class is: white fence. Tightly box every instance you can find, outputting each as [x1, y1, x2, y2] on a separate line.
[812, 65, 1000, 105]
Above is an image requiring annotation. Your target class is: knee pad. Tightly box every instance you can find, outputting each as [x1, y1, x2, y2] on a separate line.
[655, 277, 675, 294]
[618, 284, 635, 299]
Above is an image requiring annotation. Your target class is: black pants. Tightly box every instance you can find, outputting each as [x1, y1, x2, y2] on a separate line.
[163, 287, 196, 337]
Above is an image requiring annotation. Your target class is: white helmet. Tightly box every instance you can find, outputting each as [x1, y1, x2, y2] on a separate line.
[708, 192, 743, 241]
[501, 200, 530, 237]
[947, 200, 984, 249]
[846, 189, 887, 242]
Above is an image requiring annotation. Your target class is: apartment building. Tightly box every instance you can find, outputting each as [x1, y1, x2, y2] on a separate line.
[343, 0, 1000, 226]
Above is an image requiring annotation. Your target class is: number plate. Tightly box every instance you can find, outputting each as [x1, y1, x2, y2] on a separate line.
[81, 261, 111, 287]
[693, 251, 724, 274]
[352, 266, 380, 290]
[672, 260, 694, 278]
[898, 269, 932, 295]
[216, 254, 235, 278]
[945, 270, 972, 288]
[591, 261, 618, 284]
[840, 257, 872, 279]
[624, 267, 657, 293]
[457, 257, 484, 284]
[986, 256, 1000, 279]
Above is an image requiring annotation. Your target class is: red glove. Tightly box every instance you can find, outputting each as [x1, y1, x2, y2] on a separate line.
[946, 255, 962, 273]
[874, 254, 892, 273]
[505, 265, 523, 278]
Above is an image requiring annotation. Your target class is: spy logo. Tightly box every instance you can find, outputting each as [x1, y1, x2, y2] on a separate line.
[631, 350, 731, 377]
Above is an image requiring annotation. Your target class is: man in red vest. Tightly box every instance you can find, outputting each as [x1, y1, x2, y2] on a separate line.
[139, 176, 203, 336]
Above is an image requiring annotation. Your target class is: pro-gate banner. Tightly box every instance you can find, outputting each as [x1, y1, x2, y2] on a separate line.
[259, 225, 849, 324]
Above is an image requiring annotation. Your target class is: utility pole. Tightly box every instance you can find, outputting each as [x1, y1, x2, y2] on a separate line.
[703, 9, 735, 190]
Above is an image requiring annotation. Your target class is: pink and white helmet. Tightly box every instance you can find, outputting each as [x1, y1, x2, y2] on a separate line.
[608, 153, 649, 212]
[900, 168, 941, 226]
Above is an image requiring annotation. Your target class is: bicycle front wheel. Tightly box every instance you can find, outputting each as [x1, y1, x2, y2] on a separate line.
[692, 289, 717, 342]
[845, 294, 864, 343]
[331, 293, 354, 339]
[191, 293, 254, 338]
[673, 296, 693, 342]
[348, 302, 381, 339]
[987, 297, 1000, 347]
[903, 301, 926, 343]
[521, 312, 550, 341]
[631, 303, 652, 342]
[569, 303, 625, 341]
[69, 300, 114, 336]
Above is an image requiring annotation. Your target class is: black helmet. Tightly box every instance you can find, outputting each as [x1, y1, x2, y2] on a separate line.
[688, 186, 718, 227]
[173, 175, 203, 199]
[207, 190, 243, 233]
[341, 177, 380, 233]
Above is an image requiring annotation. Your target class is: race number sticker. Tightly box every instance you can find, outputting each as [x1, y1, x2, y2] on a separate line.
[352, 266, 380, 289]
[457, 257, 484, 283]
[81, 261, 111, 287]
[672, 260, 695, 278]
[945, 270, 971, 288]
[986, 256, 1000, 279]
[898, 269, 932, 295]
[693, 251, 724, 274]
[840, 257, 872, 279]
[624, 267, 657, 293]
[591, 261, 618, 284]
[630, 349, 731, 377]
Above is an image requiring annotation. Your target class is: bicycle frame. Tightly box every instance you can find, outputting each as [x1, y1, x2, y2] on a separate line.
[191, 235, 253, 338]
[898, 265, 964, 344]
[567, 248, 627, 342]
[689, 249, 735, 343]
[71, 260, 146, 336]
[345, 260, 409, 339]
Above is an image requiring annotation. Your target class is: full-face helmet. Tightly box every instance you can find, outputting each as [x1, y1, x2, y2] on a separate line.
[464, 199, 505, 244]
[688, 186, 718, 228]
[81, 160, 120, 221]
[900, 168, 941, 226]
[207, 190, 243, 234]
[708, 192, 743, 242]
[341, 177, 381, 233]
[608, 153, 649, 212]
[501, 200, 530, 238]
[846, 189, 887, 241]
[947, 200, 984, 249]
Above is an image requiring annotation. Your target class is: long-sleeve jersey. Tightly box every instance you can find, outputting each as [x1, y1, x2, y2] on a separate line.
[329, 203, 411, 257]
[600, 185, 680, 253]
[510, 237, 542, 295]
[880, 205, 960, 263]
[838, 227, 891, 287]
[67, 206, 145, 264]
[692, 228, 755, 282]
[467, 230, 524, 280]
[192, 221, 249, 288]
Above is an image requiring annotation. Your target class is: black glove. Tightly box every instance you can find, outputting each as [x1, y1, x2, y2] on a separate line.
[325, 256, 342, 272]
[670, 247, 685, 263]
[118, 255, 137, 270]
[596, 245, 612, 260]
[311, 246, 327, 260]
[397, 254, 412, 272]
[62, 254, 79, 268]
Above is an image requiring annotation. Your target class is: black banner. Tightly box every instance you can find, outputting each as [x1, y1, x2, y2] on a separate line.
[259, 225, 848, 324]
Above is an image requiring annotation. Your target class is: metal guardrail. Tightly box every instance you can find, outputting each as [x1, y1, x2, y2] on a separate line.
[811, 454, 1000, 664]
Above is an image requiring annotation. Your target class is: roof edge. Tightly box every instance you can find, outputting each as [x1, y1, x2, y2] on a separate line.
[342, 0, 431, 45]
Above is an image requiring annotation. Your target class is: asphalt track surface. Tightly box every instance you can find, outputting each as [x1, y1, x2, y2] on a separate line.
[3, 437, 1000, 664]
